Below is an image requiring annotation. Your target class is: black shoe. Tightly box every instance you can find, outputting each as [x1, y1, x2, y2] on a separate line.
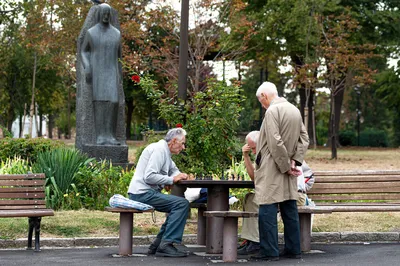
[250, 253, 279, 261]
[155, 242, 188, 257]
[147, 238, 161, 255]
[279, 249, 302, 259]
[238, 241, 260, 255]
[175, 243, 191, 255]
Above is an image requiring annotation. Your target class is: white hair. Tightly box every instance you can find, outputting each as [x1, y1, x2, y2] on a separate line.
[255, 81, 279, 98]
[165, 128, 187, 142]
[245, 131, 260, 143]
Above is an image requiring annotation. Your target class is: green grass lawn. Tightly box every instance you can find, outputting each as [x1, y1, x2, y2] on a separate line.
[1, 209, 399, 240]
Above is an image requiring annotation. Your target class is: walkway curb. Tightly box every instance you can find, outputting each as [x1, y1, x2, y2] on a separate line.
[0, 232, 399, 249]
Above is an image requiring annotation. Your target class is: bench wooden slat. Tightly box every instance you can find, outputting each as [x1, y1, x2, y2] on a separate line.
[104, 207, 154, 213]
[0, 192, 45, 198]
[0, 187, 43, 193]
[330, 205, 400, 212]
[0, 180, 46, 186]
[0, 205, 47, 210]
[297, 206, 334, 214]
[313, 176, 400, 183]
[0, 174, 45, 180]
[310, 188, 400, 194]
[311, 182, 400, 190]
[0, 209, 54, 217]
[310, 194, 400, 201]
[317, 202, 400, 206]
[314, 170, 400, 176]
[0, 200, 46, 206]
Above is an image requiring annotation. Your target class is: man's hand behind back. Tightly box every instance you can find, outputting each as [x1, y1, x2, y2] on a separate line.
[287, 159, 302, 176]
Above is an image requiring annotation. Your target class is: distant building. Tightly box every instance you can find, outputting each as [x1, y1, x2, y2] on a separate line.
[11, 116, 47, 138]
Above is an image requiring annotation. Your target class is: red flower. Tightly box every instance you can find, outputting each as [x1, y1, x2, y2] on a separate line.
[131, 75, 140, 83]
[176, 123, 183, 128]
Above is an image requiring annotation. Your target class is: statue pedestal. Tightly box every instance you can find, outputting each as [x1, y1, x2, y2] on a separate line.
[82, 144, 129, 164]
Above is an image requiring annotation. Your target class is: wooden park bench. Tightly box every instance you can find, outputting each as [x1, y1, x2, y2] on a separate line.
[0, 173, 54, 251]
[309, 170, 400, 209]
[105, 207, 154, 256]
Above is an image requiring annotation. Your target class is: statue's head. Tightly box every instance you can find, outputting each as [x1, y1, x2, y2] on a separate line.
[99, 3, 111, 24]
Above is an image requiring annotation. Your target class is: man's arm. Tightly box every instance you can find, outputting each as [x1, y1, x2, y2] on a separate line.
[242, 144, 255, 181]
[292, 122, 310, 165]
[143, 150, 174, 185]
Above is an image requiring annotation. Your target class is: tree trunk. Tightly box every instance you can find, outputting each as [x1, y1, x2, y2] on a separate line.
[6, 103, 14, 134]
[38, 113, 43, 137]
[194, 62, 200, 92]
[125, 98, 134, 140]
[328, 86, 345, 148]
[66, 86, 71, 139]
[21, 103, 27, 138]
[19, 113, 23, 138]
[48, 114, 54, 139]
[29, 52, 37, 138]
[299, 88, 315, 146]
[34, 103, 39, 137]
[330, 92, 337, 159]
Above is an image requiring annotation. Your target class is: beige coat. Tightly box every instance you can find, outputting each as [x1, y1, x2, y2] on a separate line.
[254, 98, 309, 205]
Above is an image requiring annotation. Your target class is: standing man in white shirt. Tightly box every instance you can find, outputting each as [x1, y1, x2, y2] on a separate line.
[128, 128, 189, 257]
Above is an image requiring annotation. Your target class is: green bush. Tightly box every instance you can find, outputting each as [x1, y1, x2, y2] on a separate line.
[316, 124, 328, 146]
[339, 130, 356, 146]
[360, 128, 389, 147]
[32, 148, 95, 210]
[144, 78, 245, 175]
[0, 137, 65, 164]
[74, 161, 134, 210]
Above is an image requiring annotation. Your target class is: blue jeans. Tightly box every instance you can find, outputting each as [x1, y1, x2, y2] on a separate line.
[259, 200, 301, 257]
[129, 189, 189, 244]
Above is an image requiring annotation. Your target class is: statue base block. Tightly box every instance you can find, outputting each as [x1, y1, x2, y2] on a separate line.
[82, 144, 129, 164]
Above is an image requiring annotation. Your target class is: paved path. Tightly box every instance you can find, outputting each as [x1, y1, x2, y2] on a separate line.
[0, 244, 399, 266]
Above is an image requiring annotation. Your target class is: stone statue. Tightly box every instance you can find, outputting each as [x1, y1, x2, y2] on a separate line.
[81, 3, 121, 145]
[75, 3, 128, 164]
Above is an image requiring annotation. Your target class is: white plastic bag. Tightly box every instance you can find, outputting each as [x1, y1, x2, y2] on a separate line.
[184, 188, 201, 203]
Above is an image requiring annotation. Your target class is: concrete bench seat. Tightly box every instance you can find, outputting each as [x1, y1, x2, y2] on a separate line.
[105, 207, 154, 255]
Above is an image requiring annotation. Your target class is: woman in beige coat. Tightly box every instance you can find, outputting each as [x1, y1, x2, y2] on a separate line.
[252, 82, 309, 261]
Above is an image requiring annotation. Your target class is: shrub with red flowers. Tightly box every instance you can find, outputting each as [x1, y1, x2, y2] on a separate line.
[144, 78, 245, 175]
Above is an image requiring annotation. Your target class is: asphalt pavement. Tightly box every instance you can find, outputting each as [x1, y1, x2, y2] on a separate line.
[0, 243, 399, 266]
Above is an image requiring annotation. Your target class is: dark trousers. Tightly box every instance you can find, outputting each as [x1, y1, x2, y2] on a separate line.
[129, 189, 190, 243]
[259, 200, 301, 257]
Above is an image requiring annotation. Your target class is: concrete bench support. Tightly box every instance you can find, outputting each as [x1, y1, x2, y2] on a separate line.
[197, 206, 207, 245]
[204, 211, 258, 262]
[119, 212, 134, 256]
[105, 207, 154, 256]
[299, 213, 312, 252]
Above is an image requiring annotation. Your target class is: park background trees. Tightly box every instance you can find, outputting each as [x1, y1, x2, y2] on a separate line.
[1, 0, 400, 159]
